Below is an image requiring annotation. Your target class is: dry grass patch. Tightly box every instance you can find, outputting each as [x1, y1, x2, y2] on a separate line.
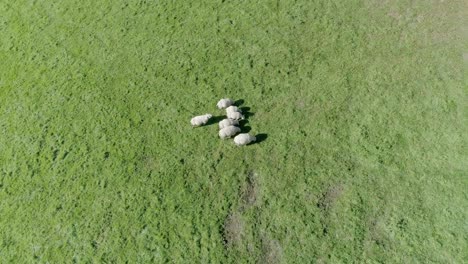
[223, 212, 245, 248]
[317, 184, 345, 211]
[241, 171, 261, 209]
[261, 237, 283, 264]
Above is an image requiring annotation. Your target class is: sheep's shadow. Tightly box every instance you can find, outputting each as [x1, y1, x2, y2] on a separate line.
[239, 106, 255, 119]
[252, 133, 268, 144]
[240, 106, 250, 112]
[238, 120, 251, 133]
[238, 120, 249, 126]
[240, 126, 252, 133]
[205, 115, 225, 126]
[234, 99, 244, 106]
[243, 111, 255, 119]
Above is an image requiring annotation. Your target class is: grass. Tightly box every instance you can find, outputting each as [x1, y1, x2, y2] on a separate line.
[0, 0, 467, 262]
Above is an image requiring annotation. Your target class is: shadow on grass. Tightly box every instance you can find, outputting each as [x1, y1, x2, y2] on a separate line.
[234, 99, 244, 106]
[243, 111, 255, 119]
[252, 133, 268, 144]
[239, 120, 249, 126]
[205, 115, 225, 126]
[240, 126, 252, 133]
[240, 106, 250, 112]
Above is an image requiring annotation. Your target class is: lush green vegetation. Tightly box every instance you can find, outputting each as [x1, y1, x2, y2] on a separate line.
[0, 0, 466, 262]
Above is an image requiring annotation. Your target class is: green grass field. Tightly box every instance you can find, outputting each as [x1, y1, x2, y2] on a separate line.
[1, 0, 467, 262]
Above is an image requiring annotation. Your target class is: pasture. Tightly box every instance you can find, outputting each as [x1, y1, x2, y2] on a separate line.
[0, 0, 466, 262]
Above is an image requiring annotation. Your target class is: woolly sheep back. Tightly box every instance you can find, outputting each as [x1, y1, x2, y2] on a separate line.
[234, 133, 256, 146]
[217, 98, 234, 109]
[219, 125, 241, 139]
[226, 105, 241, 113]
[219, 118, 239, 130]
[190, 114, 213, 127]
[227, 111, 244, 120]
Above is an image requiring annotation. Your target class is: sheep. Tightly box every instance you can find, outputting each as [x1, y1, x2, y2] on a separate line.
[234, 133, 256, 146]
[219, 125, 241, 139]
[190, 114, 212, 127]
[219, 118, 239, 130]
[227, 111, 244, 120]
[226, 105, 241, 113]
[217, 98, 234, 109]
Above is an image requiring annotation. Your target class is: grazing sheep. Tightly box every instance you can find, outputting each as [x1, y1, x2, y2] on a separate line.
[226, 105, 241, 113]
[219, 125, 241, 139]
[190, 114, 212, 127]
[234, 133, 256, 146]
[227, 111, 244, 120]
[217, 98, 234, 109]
[219, 118, 239, 130]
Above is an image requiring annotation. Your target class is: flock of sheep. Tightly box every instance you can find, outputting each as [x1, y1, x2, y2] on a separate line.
[190, 98, 257, 146]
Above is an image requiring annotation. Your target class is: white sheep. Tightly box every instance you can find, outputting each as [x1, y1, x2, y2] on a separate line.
[234, 133, 256, 146]
[217, 98, 234, 109]
[219, 118, 239, 130]
[219, 125, 241, 139]
[227, 111, 244, 120]
[190, 114, 212, 127]
[226, 105, 241, 113]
